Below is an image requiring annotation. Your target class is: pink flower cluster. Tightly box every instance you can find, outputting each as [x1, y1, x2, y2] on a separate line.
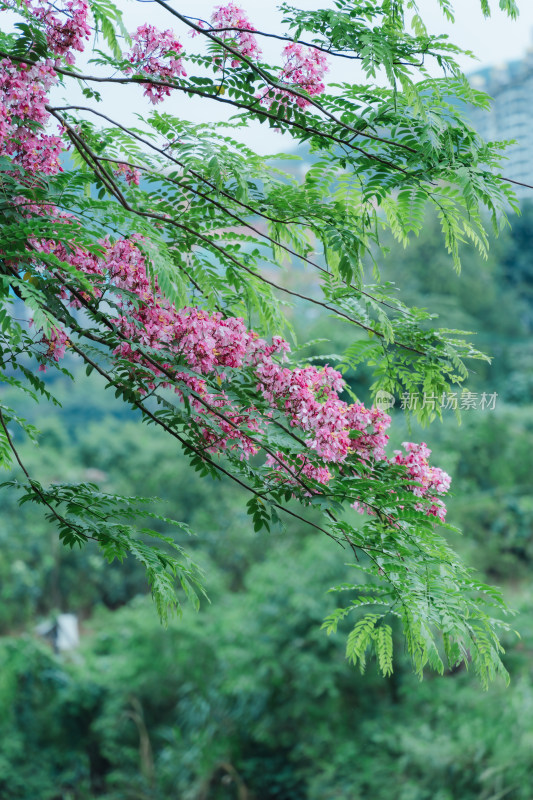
[210, 3, 262, 65]
[259, 42, 329, 109]
[126, 24, 187, 104]
[114, 162, 141, 186]
[100, 242, 392, 469]
[24, 0, 91, 64]
[29, 224, 449, 520]
[0, 1, 91, 176]
[207, 5, 327, 107]
[392, 442, 451, 521]
[38, 325, 69, 370]
[0, 58, 63, 175]
[256, 362, 390, 463]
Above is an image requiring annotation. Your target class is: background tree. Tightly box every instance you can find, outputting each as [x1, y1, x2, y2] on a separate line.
[0, 0, 522, 683]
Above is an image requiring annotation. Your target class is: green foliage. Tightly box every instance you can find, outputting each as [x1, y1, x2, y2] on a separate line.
[0, 557, 532, 799]
[3, 477, 204, 621]
[0, 0, 527, 683]
[0, 183, 532, 794]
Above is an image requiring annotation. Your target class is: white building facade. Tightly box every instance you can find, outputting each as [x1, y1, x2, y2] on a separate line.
[468, 50, 533, 197]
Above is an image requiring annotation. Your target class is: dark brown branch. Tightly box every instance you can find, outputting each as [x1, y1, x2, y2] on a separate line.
[64, 338, 345, 546]
[45, 67, 412, 173]
[500, 176, 533, 190]
[0, 47, 415, 172]
[182, 18, 425, 67]
[48, 104, 308, 227]
[95, 153, 409, 317]
[50, 107, 415, 347]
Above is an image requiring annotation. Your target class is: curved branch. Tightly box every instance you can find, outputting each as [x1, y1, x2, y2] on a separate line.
[50, 108, 425, 355]
[145, 4, 420, 156]
[95, 152, 410, 317]
[0, 49, 416, 170]
[182, 18, 427, 67]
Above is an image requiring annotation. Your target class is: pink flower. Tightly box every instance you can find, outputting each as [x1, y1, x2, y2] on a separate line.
[114, 163, 141, 186]
[37, 325, 69, 370]
[126, 24, 187, 104]
[31, 0, 91, 64]
[23, 209, 450, 523]
[258, 42, 329, 109]
[391, 442, 451, 520]
[0, 58, 63, 175]
[210, 3, 262, 65]
[7, 0, 92, 64]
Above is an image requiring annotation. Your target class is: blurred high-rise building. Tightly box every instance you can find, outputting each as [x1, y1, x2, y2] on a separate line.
[468, 43, 533, 197]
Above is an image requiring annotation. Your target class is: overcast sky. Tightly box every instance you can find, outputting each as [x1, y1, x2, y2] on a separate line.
[45, 0, 533, 152]
[412, 0, 533, 68]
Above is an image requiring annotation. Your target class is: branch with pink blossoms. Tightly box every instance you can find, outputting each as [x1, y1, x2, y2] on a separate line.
[42, 102, 410, 320]
[152, 1, 422, 157]
[4, 204, 451, 539]
[46, 107, 428, 361]
[29, 271, 452, 566]
[15, 206, 451, 528]
[5, 0, 418, 162]
[0, 0, 518, 683]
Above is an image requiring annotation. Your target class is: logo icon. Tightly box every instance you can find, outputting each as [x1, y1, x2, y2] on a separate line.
[375, 390, 395, 411]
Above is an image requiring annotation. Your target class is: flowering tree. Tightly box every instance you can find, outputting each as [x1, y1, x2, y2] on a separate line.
[0, 0, 520, 684]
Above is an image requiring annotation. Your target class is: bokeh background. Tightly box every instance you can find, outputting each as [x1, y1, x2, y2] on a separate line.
[1, 199, 533, 798]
